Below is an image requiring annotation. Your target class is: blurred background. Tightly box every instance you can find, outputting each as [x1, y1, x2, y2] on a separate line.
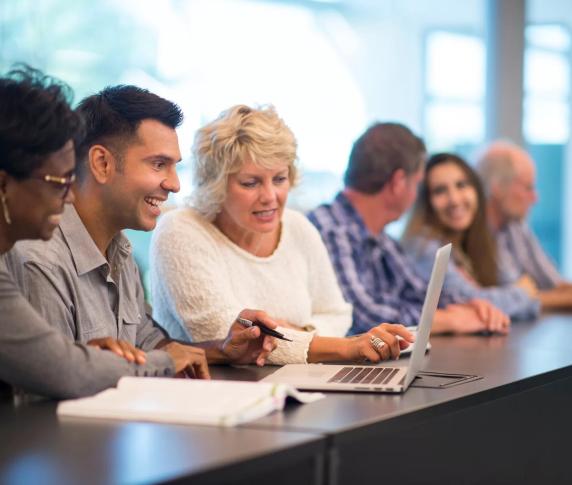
[1, 0, 570, 284]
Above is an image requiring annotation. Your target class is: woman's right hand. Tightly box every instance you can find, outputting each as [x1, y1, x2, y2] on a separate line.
[161, 342, 211, 379]
[344, 324, 415, 362]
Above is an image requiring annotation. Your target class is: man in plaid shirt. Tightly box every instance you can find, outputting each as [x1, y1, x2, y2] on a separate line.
[308, 122, 510, 335]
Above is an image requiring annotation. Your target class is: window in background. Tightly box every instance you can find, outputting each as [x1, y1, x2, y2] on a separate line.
[524, 24, 570, 143]
[0, 0, 366, 286]
[523, 24, 571, 268]
[423, 30, 486, 155]
[0, 0, 365, 210]
[405, 28, 485, 241]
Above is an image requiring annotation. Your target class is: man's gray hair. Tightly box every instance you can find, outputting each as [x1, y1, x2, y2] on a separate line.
[475, 140, 523, 197]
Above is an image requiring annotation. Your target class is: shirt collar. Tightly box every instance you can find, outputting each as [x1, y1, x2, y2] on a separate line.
[59, 205, 132, 276]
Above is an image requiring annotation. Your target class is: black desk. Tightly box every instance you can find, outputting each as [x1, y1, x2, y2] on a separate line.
[3, 315, 572, 485]
[212, 315, 572, 484]
[0, 401, 326, 485]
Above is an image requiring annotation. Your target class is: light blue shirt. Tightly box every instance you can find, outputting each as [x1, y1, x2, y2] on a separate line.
[496, 220, 561, 290]
[404, 235, 540, 320]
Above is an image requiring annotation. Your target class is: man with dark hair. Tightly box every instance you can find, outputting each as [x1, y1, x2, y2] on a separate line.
[13, 85, 277, 369]
[74, 85, 184, 181]
[1, 66, 210, 399]
[344, 122, 426, 194]
[308, 122, 510, 335]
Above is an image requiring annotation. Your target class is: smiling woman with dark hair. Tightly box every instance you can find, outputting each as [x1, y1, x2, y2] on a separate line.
[402, 152, 540, 320]
[0, 66, 188, 399]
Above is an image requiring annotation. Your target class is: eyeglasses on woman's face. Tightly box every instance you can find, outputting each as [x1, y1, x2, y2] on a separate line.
[28, 173, 76, 199]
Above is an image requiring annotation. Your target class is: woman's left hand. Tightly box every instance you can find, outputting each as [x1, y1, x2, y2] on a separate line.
[467, 299, 511, 334]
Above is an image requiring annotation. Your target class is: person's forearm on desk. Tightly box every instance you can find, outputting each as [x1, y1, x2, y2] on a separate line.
[538, 287, 572, 310]
[430, 303, 510, 334]
[307, 324, 414, 363]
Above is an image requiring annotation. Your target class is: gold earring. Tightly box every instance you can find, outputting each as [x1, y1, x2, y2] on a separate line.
[0, 190, 12, 225]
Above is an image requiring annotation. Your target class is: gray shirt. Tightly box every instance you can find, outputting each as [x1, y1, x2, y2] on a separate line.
[12, 205, 167, 350]
[0, 249, 175, 399]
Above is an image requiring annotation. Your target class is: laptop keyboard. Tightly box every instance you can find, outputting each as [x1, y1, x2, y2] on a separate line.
[327, 366, 401, 385]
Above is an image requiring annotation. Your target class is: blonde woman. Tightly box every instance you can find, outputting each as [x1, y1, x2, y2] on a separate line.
[151, 105, 413, 365]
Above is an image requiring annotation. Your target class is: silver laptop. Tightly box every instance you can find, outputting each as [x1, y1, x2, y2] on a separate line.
[262, 243, 451, 393]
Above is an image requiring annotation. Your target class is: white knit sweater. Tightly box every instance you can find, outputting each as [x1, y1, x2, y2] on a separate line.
[150, 207, 353, 364]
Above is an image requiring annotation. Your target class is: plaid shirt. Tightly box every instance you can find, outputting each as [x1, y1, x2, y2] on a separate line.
[496, 220, 561, 290]
[307, 192, 460, 334]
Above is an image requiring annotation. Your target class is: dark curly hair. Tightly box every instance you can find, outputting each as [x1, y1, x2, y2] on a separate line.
[75, 85, 183, 180]
[0, 64, 83, 179]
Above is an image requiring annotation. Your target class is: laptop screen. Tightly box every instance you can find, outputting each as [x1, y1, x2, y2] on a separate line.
[404, 243, 451, 388]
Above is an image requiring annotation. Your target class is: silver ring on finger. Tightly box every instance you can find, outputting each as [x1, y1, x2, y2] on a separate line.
[370, 336, 386, 353]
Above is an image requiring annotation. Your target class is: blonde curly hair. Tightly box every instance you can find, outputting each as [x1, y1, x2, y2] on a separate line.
[190, 104, 299, 220]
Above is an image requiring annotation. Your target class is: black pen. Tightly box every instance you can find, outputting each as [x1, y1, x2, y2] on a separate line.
[237, 317, 293, 342]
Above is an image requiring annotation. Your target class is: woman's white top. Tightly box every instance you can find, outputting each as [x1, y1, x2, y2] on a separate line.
[150, 207, 353, 364]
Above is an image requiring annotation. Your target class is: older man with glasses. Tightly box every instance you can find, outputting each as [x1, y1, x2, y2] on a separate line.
[477, 140, 572, 310]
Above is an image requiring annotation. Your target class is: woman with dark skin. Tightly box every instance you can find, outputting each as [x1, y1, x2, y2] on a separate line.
[0, 66, 211, 399]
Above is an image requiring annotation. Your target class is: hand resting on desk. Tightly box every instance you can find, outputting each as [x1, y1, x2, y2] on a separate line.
[87, 337, 147, 365]
[437, 300, 510, 335]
